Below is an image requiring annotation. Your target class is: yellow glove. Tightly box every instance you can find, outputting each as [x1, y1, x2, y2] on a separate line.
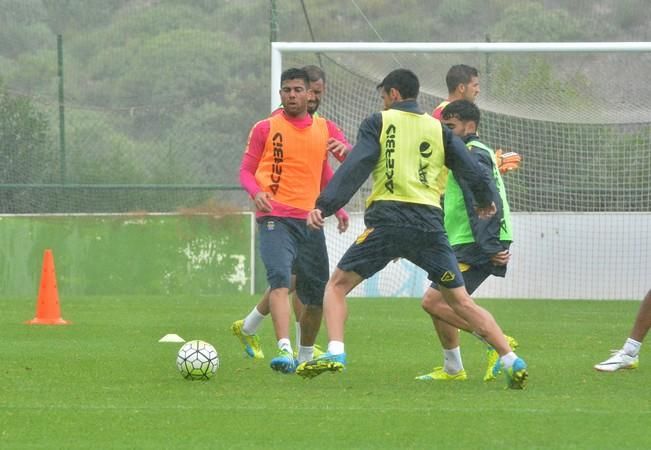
[495, 149, 522, 174]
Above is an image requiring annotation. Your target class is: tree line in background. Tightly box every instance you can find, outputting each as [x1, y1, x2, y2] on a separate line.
[0, 0, 649, 212]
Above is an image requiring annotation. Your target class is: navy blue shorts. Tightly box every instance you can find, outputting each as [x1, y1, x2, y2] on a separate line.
[430, 264, 491, 294]
[337, 225, 464, 289]
[257, 216, 328, 305]
[430, 242, 510, 292]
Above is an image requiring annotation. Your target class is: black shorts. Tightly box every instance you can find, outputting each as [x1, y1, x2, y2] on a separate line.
[337, 225, 464, 289]
[257, 216, 328, 305]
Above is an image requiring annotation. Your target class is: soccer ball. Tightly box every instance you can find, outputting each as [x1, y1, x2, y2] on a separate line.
[176, 340, 220, 380]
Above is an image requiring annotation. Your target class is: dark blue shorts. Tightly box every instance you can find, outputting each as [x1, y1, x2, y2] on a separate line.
[430, 264, 491, 294]
[429, 243, 510, 292]
[257, 216, 328, 305]
[337, 225, 464, 289]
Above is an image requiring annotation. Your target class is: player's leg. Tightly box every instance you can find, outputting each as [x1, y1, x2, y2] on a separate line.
[257, 217, 300, 373]
[324, 268, 360, 342]
[416, 286, 467, 381]
[290, 285, 324, 359]
[438, 286, 507, 352]
[447, 267, 518, 381]
[595, 289, 651, 372]
[231, 288, 268, 359]
[298, 305, 322, 355]
[439, 285, 527, 389]
[323, 226, 393, 345]
[424, 288, 470, 330]
[297, 226, 389, 378]
[629, 289, 651, 344]
[421, 269, 518, 380]
[291, 290, 304, 348]
[293, 227, 329, 363]
[295, 268, 363, 378]
[415, 232, 527, 389]
[232, 277, 297, 360]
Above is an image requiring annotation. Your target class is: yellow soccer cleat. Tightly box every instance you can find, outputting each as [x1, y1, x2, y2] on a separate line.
[231, 320, 264, 359]
[313, 344, 325, 358]
[415, 367, 468, 381]
[296, 352, 346, 379]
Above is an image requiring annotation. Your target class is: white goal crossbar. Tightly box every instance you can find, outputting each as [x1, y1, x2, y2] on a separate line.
[270, 41, 651, 109]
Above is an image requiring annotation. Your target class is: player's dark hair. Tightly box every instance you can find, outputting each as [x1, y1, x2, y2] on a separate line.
[445, 64, 479, 93]
[280, 68, 310, 87]
[376, 68, 419, 99]
[301, 65, 326, 84]
[441, 99, 481, 126]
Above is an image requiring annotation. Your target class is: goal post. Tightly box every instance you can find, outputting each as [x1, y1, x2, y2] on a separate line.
[271, 41, 651, 110]
[269, 42, 651, 300]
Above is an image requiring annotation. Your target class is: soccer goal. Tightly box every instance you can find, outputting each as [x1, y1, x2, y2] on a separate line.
[271, 42, 651, 300]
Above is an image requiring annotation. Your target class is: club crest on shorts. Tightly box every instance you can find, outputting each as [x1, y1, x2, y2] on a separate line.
[265, 221, 275, 231]
[440, 271, 455, 282]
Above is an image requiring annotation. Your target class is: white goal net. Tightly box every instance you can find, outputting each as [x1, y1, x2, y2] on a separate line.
[273, 42, 651, 300]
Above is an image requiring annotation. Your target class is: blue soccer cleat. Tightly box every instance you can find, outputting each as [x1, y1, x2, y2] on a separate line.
[501, 357, 528, 390]
[485, 335, 519, 382]
[270, 349, 297, 374]
[296, 352, 346, 379]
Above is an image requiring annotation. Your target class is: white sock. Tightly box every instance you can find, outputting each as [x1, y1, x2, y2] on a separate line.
[295, 322, 302, 348]
[623, 338, 642, 357]
[500, 351, 518, 370]
[298, 345, 314, 363]
[242, 307, 266, 335]
[443, 346, 464, 374]
[278, 338, 292, 354]
[328, 340, 345, 355]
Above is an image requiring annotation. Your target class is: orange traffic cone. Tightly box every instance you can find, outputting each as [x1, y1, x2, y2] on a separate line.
[26, 249, 70, 325]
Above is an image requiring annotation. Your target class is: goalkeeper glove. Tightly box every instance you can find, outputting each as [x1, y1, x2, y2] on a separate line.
[495, 149, 522, 174]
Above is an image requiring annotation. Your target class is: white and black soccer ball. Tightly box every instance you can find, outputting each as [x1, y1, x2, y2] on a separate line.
[176, 340, 220, 380]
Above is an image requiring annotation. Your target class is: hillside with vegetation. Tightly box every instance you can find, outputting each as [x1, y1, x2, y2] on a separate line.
[0, 0, 649, 212]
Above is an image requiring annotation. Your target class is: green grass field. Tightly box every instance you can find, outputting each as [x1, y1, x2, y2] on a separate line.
[1, 295, 650, 449]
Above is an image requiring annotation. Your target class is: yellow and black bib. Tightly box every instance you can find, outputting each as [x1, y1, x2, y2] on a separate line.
[366, 109, 446, 208]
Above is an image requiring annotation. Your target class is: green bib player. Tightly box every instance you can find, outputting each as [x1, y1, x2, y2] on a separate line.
[415, 99, 519, 383]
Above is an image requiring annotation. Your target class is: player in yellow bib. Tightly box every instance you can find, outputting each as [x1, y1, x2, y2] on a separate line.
[297, 69, 528, 389]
